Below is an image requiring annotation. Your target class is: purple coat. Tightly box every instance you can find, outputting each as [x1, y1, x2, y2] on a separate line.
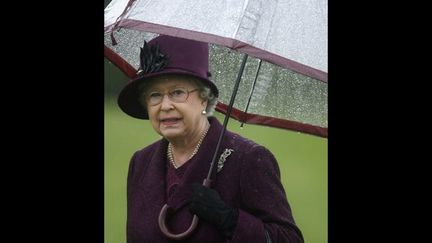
[127, 117, 304, 243]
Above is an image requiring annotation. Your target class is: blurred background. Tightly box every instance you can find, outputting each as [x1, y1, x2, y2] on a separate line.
[104, 58, 327, 243]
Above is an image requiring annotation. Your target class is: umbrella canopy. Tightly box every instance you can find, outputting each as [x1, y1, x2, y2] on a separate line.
[104, 0, 327, 138]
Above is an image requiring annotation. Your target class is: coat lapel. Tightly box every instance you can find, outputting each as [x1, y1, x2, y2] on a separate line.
[167, 117, 223, 211]
[140, 139, 169, 211]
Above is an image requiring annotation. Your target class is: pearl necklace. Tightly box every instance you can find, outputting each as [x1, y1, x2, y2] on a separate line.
[167, 124, 210, 169]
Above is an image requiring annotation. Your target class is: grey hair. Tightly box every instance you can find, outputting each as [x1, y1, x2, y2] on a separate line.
[192, 79, 218, 117]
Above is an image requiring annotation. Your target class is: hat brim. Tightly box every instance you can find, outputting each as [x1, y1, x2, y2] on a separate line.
[118, 70, 219, 119]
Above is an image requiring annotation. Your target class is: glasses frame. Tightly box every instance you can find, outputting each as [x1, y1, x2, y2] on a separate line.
[145, 87, 199, 106]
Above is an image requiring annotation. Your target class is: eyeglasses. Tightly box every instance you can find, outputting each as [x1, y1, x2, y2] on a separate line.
[145, 87, 199, 106]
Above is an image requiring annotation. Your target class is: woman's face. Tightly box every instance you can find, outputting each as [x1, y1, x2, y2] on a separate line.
[144, 75, 208, 141]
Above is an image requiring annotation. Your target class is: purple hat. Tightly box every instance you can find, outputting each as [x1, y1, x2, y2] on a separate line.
[118, 35, 219, 119]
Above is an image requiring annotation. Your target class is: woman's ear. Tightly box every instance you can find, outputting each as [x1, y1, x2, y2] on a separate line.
[201, 97, 208, 106]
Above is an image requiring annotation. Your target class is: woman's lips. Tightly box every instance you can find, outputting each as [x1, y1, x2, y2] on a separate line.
[160, 118, 181, 126]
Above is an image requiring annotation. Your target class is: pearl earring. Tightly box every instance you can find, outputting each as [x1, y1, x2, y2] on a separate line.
[201, 110, 207, 115]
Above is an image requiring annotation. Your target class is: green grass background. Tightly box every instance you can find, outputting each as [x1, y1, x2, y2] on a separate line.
[104, 98, 327, 243]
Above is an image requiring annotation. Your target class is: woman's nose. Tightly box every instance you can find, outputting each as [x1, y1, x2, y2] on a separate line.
[160, 94, 174, 110]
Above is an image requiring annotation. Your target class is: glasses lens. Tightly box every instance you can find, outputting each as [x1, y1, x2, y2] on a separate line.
[169, 88, 188, 102]
[148, 91, 163, 106]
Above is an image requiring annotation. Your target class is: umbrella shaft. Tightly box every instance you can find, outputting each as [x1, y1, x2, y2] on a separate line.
[241, 59, 262, 127]
[206, 54, 249, 182]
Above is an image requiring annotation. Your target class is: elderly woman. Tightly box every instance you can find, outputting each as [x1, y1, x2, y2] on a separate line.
[118, 35, 304, 243]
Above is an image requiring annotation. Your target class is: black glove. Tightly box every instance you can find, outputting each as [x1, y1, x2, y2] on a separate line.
[189, 183, 239, 238]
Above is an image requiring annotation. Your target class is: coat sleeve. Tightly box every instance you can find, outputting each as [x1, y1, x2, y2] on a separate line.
[127, 151, 140, 198]
[229, 145, 304, 243]
[126, 151, 139, 242]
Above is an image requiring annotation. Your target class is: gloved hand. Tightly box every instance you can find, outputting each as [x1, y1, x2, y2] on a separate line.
[189, 183, 239, 238]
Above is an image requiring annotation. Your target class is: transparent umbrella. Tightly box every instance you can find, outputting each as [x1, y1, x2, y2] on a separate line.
[104, 0, 327, 239]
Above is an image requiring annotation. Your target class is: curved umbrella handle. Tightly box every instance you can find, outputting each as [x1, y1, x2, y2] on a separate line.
[158, 179, 212, 240]
[158, 204, 199, 240]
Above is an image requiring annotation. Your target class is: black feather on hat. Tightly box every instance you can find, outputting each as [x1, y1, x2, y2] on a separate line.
[137, 41, 169, 75]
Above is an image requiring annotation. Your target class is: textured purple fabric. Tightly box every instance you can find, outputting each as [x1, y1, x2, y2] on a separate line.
[127, 117, 304, 243]
[166, 159, 190, 198]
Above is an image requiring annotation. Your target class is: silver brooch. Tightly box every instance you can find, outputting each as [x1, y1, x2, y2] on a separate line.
[217, 148, 234, 173]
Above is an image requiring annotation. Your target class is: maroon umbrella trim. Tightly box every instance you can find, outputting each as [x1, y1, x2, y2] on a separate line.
[110, 19, 328, 83]
[216, 103, 328, 138]
[104, 46, 137, 78]
[104, 47, 328, 138]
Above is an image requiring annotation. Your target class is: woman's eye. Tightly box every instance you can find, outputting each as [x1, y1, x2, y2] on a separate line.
[171, 89, 186, 96]
[149, 92, 162, 98]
